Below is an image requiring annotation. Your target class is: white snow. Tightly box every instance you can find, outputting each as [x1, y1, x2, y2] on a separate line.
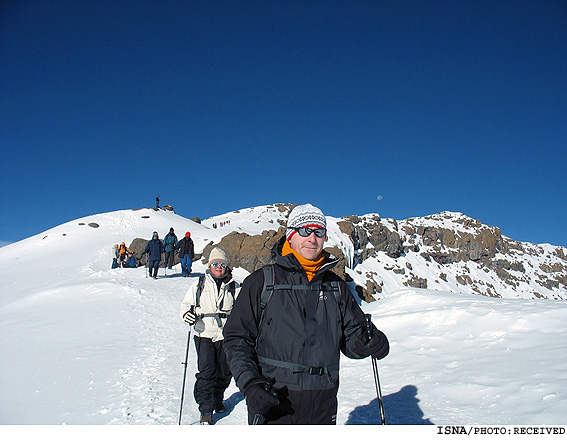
[1, 207, 566, 435]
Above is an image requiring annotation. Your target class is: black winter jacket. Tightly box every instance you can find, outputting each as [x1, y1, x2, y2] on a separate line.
[223, 238, 389, 394]
[176, 236, 195, 259]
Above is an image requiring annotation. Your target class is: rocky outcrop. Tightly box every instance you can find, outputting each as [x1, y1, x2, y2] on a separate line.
[202, 227, 348, 277]
[338, 215, 403, 262]
[201, 228, 285, 273]
[340, 211, 566, 300]
[128, 206, 565, 302]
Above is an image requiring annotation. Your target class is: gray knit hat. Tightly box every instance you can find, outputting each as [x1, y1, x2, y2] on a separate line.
[286, 204, 327, 240]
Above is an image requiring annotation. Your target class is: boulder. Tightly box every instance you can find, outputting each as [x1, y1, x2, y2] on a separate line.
[129, 237, 181, 268]
[201, 227, 285, 273]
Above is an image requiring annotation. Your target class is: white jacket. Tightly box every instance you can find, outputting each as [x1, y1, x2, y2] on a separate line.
[180, 271, 240, 342]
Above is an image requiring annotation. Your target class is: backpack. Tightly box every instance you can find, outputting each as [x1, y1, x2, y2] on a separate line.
[195, 275, 236, 310]
[124, 255, 137, 268]
[258, 264, 342, 328]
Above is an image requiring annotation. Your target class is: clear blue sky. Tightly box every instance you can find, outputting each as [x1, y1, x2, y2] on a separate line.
[1, 0, 566, 247]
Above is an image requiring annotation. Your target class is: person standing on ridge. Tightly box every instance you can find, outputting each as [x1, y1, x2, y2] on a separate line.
[180, 248, 240, 425]
[176, 232, 195, 277]
[144, 231, 164, 279]
[156, 195, 160, 209]
[223, 203, 389, 425]
[163, 227, 178, 270]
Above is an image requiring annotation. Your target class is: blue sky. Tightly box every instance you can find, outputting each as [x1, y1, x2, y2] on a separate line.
[1, 0, 566, 247]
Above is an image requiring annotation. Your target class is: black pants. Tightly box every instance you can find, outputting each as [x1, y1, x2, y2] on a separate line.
[149, 260, 160, 277]
[247, 385, 339, 425]
[164, 251, 175, 268]
[194, 337, 232, 414]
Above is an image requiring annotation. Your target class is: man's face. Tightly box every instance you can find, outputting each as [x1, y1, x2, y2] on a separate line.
[288, 227, 326, 261]
[210, 262, 227, 278]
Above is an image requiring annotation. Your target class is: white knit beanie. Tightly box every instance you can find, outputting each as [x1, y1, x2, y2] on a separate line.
[207, 247, 228, 267]
[286, 204, 327, 241]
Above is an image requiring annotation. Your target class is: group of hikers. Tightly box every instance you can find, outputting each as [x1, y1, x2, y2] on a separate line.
[211, 220, 230, 229]
[178, 204, 390, 425]
[112, 227, 195, 278]
[143, 228, 196, 278]
[112, 242, 136, 269]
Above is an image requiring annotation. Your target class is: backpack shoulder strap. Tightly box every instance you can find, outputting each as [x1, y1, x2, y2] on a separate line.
[328, 279, 343, 325]
[219, 280, 236, 311]
[195, 275, 206, 308]
[258, 265, 275, 325]
[329, 280, 342, 305]
[260, 265, 275, 310]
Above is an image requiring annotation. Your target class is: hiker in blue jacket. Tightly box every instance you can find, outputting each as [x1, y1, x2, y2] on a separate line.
[163, 227, 178, 270]
[144, 231, 164, 279]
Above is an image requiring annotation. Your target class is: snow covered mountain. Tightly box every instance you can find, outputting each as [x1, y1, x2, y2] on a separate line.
[202, 204, 566, 301]
[0, 205, 566, 426]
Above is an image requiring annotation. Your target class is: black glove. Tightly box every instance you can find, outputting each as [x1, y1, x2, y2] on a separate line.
[354, 317, 389, 360]
[244, 379, 280, 415]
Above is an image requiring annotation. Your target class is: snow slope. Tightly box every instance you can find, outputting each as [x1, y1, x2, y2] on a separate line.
[1, 207, 566, 428]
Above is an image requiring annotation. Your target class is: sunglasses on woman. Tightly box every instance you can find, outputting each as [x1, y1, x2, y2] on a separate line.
[211, 262, 227, 269]
[292, 227, 327, 238]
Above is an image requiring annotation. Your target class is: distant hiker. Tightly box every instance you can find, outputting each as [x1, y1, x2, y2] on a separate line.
[180, 248, 241, 425]
[223, 203, 389, 425]
[176, 232, 195, 277]
[117, 242, 133, 267]
[112, 244, 119, 269]
[144, 231, 164, 279]
[123, 253, 137, 268]
[163, 227, 178, 270]
[156, 195, 160, 209]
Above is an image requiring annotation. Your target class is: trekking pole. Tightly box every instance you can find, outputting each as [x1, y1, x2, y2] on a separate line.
[364, 314, 386, 425]
[178, 324, 192, 425]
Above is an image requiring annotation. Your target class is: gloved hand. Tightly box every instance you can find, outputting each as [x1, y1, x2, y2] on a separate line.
[354, 320, 389, 360]
[183, 307, 196, 325]
[244, 379, 280, 415]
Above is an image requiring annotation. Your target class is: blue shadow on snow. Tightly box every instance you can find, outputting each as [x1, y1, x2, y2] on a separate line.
[345, 385, 433, 425]
[213, 391, 245, 424]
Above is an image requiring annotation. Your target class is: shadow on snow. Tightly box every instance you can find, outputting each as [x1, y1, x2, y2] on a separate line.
[213, 391, 245, 424]
[211, 385, 432, 425]
[345, 385, 433, 425]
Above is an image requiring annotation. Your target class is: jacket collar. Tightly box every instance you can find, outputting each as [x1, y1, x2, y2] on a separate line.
[270, 236, 340, 276]
[205, 268, 233, 285]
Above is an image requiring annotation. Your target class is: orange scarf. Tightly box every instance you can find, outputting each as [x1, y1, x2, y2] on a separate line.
[282, 240, 325, 281]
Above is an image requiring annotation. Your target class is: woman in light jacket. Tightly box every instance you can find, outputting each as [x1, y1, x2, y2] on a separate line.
[180, 247, 240, 424]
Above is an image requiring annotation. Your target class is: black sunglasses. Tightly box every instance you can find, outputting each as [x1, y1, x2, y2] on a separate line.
[211, 262, 227, 269]
[293, 227, 327, 238]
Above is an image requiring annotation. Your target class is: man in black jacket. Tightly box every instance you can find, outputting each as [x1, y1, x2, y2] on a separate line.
[176, 231, 195, 277]
[223, 204, 389, 424]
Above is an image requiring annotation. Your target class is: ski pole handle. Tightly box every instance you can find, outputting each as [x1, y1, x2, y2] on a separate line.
[364, 314, 373, 341]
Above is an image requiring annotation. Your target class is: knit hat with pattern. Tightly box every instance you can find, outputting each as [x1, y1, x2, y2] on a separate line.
[286, 204, 326, 241]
